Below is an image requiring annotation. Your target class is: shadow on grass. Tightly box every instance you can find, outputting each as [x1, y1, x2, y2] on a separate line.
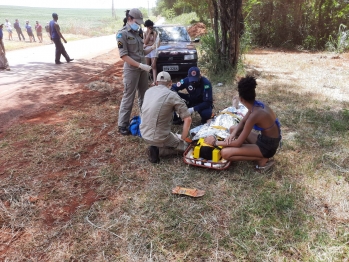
[135, 83, 349, 260]
[0, 75, 348, 260]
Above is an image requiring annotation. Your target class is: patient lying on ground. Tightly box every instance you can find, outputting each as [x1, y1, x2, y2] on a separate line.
[203, 76, 281, 172]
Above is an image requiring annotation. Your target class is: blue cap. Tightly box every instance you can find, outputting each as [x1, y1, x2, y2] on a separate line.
[188, 67, 200, 82]
[52, 13, 58, 18]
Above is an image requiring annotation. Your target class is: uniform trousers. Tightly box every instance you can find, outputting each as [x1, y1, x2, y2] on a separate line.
[118, 67, 148, 128]
[144, 132, 188, 156]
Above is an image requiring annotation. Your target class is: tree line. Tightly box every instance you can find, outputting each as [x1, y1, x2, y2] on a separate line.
[244, 0, 349, 49]
[154, 0, 349, 70]
[155, 0, 349, 49]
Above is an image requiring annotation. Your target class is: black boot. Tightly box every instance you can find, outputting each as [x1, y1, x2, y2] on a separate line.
[118, 126, 130, 136]
[147, 146, 160, 163]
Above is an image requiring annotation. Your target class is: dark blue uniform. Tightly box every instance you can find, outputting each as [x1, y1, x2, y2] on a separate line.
[171, 76, 213, 123]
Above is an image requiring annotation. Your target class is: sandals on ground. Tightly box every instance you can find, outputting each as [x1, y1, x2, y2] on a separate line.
[255, 159, 275, 173]
[172, 186, 205, 197]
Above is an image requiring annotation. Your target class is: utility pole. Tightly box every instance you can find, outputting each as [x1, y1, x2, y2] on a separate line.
[148, 0, 150, 17]
[112, 0, 115, 18]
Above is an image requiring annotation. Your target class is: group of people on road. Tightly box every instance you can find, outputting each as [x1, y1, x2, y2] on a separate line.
[117, 8, 282, 171]
[4, 18, 49, 43]
[0, 13, 73, 70]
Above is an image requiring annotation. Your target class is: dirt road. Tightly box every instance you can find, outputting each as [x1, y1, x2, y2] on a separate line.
[0, 35, 120, 131]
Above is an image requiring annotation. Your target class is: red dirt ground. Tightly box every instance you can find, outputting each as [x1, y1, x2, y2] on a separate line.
[0, 49, 124, 134]
[0, 49, 129, 258]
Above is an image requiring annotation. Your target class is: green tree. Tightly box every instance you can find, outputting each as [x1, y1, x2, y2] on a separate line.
[243, 0, 349, 49]
[156, 0, 244, 69]
[217, 0, 244, 68]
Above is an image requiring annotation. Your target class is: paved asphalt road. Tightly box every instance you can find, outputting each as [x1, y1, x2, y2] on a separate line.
[1, 34, 117, 86]
[0, 34, 118, 130]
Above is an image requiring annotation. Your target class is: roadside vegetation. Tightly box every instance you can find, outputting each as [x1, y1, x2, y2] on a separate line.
[156, 0, 349, 81]
[165, 12, 198, 26]
[1, 2, 349, 261]
[1, 48, 349, 261]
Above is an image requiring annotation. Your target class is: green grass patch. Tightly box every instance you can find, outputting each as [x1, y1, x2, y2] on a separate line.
[1, 5, 126, 37]
[165, 12, 199, 26]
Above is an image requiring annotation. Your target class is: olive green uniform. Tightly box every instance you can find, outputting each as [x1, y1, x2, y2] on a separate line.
[117, 24, 148, 128]
[140, 84, 191, 155]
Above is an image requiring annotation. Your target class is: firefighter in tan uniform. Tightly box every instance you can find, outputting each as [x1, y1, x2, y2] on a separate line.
[117, 8, 157, 135]
[140, 71, 192, 163]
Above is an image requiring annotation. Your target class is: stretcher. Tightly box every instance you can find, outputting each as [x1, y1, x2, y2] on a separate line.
[183, 142, 231, 170]
[182, 105, 247, 170]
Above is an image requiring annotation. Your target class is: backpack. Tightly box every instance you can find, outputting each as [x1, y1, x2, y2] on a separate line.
[129, 116, 142, 137]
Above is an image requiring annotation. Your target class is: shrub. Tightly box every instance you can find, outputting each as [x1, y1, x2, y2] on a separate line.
[303, 35, 317, 50]
[198, 28, 251, 82]
[326, 24, 349, 53]
[198, 30, 234, 82]
[165, 12, 198, 26]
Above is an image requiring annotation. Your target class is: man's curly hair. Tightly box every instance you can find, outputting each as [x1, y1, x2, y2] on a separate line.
[238, 76, 257, 102]
[144, 20, 154, 27]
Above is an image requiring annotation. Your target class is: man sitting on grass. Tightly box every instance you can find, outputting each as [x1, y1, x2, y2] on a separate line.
[140, 71, 192, 163]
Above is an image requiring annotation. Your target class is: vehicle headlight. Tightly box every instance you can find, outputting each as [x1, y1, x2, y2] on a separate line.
[184, 54, 195, 60]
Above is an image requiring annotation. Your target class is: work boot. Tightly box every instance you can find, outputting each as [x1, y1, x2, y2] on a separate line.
[67, 58, 74, 63]
[147, 146, 160, 163]
[118, 126, 130, 136]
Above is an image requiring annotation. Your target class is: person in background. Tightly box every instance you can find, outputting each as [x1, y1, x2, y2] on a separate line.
[4, 19, 13, 40]
[143, 19, 159, 86]
[13, 19, 25, 41]
[140, 71, 192, 163]
[35, 21, 43, 43]
[45, 22, 52, 43]
[171, 66, 213, 125]
[0, 24, 10, 70]
[25, 20, 36, 42]
[49, 13, 74, 64]
[204, 76, 281, 172]
[116, 8, 157, 135]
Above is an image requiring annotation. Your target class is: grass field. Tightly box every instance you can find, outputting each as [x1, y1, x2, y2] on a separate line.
[1, 5, 125, 36]
[0, 49, 349, 260]
[1, 5, 153, 51]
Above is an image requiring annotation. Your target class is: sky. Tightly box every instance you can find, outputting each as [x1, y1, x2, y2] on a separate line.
[3, 0, 157, 9]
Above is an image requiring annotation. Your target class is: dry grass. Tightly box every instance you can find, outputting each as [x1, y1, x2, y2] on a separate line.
[1, 49, 349, 261]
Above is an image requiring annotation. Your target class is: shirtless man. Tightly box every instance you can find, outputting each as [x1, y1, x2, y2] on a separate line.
[143, 19, 159, 85]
